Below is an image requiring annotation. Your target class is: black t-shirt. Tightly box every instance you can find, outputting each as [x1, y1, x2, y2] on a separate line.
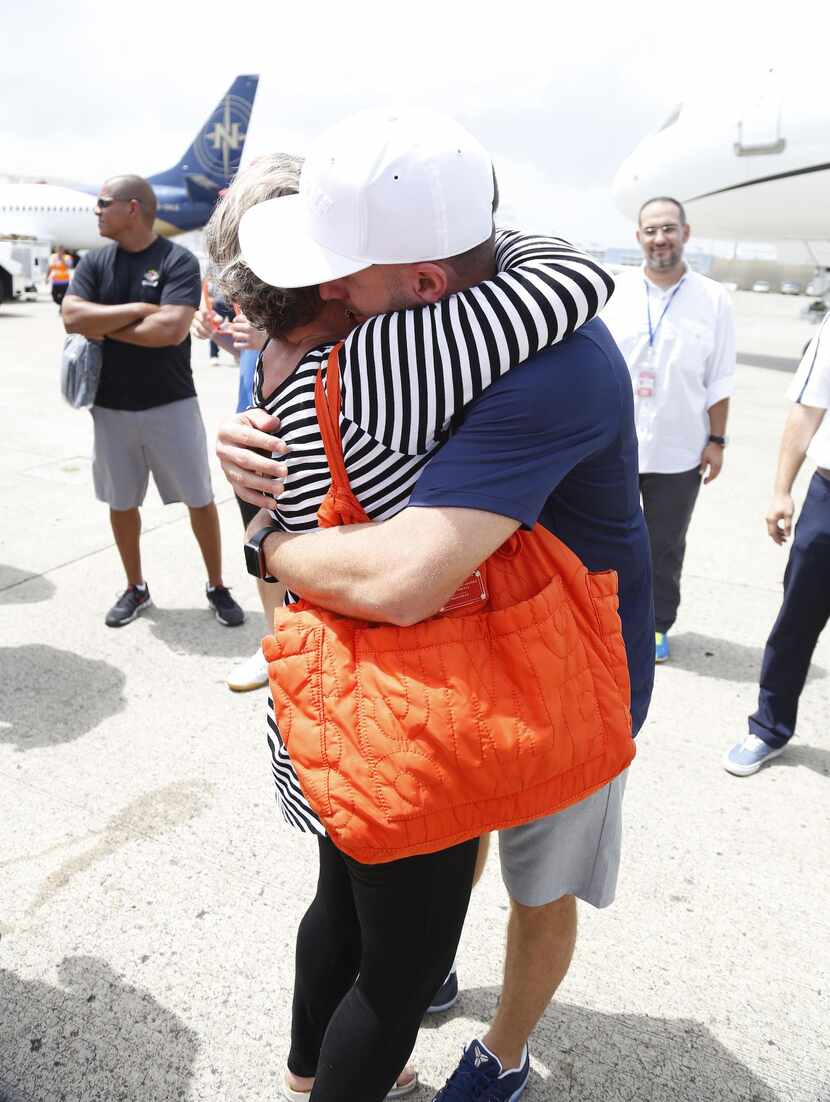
[69, 237, 201, 410]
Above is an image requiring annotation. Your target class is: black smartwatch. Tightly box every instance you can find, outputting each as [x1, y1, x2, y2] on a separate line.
[708, 434, 728, 446]
[245, 525, 281, 582]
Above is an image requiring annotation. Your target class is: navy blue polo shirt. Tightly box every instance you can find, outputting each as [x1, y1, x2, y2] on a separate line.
[409, 318, 655, 735]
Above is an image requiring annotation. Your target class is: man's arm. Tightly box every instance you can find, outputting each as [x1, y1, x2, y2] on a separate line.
[254, 507, 519, 626]
[337, 232, 615, 455]
[700, 396, 730, 484]
[765, 403, 825, 544]
[61, 294, 159, 339]
[108, 305, 195, 348]
[251, 336, 617, 625]
[699, 289, 737, 485]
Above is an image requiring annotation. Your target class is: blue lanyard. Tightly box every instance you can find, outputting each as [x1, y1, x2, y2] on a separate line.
[645, 277, 685, 348]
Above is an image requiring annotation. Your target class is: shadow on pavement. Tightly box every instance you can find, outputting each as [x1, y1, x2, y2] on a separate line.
[0, 955, 199, 1102]
[770, 743, 830, 779]
[0, 565, 56, 605]
[422, 992, 780, 1100]
[146, 607, 262, 658]
[667, 632, 826, 685]
[0, 645, 126, 750]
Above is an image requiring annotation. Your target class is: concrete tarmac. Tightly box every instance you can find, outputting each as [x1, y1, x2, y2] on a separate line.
[1, 292, 828, 1102]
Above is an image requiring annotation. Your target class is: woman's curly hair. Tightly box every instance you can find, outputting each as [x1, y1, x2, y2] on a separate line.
[203, 153, 322, 339]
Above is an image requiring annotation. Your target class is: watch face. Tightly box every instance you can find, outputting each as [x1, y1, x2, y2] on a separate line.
[244, 540, 262, 579]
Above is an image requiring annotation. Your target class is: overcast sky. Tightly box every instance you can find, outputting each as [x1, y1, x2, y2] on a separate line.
[1, 2, 820, 248]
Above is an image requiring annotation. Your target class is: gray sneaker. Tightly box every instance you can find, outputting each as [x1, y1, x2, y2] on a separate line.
[723, 734, 785, 776]
[105, 584, 152, 627]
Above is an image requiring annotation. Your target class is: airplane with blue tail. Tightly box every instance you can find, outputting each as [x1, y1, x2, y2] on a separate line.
[0, 74, 259, 251]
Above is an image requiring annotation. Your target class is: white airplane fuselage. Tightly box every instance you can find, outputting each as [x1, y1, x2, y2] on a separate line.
[0, 74, 259, 254]
[612, 90, 830, 241]
[0, 183, 101, 251]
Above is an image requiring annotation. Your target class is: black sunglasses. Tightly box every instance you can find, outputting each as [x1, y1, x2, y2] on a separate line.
[95, 196, 141, 210]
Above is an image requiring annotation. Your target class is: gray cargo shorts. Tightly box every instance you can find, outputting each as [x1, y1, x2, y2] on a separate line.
[498, 769, 628, 909]
[91, 398, 214, 511]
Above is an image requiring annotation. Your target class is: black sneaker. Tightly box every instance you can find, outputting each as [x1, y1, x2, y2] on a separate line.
[206, 585, 245, 627]
[426, 969, 459, 1014]
[105, 584, 152, 628]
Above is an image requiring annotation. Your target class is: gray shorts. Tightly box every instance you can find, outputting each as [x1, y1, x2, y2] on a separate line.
[498, 769, 628, 909]
[91, 398, 214, 511]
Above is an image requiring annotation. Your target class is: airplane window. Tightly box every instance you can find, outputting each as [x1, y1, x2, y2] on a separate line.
[658, 104, 682, 132]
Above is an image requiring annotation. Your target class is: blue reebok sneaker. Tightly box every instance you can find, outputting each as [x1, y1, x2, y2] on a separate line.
[655, 631, 670, 663]
[432, 1040, 529, 1101]
[723, 733, 785, 776]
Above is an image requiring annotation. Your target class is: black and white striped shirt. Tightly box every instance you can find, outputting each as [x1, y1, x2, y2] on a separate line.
[257, 230, 615, 834]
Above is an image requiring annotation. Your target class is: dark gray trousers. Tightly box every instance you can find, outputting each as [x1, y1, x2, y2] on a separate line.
[639, 467, 702, 634]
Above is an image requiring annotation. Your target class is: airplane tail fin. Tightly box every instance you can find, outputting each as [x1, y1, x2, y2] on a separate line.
[148, 74, 259, 193]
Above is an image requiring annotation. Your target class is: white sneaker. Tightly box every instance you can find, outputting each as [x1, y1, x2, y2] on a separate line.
[723, 733, 785, 776]
[226, 648, 269, 692]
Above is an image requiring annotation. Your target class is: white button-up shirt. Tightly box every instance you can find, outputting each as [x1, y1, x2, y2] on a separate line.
[602, 266, 737, 474]
[788, 314, 830, 468]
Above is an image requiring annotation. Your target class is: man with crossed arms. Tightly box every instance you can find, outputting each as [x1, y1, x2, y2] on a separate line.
[218, 121, 654, 1100]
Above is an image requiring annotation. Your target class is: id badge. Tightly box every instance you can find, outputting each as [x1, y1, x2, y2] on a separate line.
[636, 368, 656, 399]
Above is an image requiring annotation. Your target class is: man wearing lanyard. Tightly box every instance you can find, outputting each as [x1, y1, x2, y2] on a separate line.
[603, 196, 736, 663]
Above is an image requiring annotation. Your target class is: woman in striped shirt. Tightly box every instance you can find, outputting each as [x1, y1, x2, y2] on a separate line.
[210, 152, 614, 1102]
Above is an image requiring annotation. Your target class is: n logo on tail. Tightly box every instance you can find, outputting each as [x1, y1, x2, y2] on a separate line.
[194, 86, 254, 181]
[148, 74, 259, 236]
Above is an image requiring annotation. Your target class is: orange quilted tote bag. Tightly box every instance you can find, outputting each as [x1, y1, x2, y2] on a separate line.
[262, 344, 635, 863]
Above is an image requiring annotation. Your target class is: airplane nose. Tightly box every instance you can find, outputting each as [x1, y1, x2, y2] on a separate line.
[611, 156, 641, 223]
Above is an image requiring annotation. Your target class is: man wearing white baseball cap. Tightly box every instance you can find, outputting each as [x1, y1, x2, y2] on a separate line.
[239, 108, 496, 289]
[223, 108, 652, 1102]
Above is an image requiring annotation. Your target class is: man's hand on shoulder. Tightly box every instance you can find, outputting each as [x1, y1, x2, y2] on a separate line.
[216, 407, 289, 508]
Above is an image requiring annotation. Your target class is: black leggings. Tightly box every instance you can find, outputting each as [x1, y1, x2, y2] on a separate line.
[290, 835, 479, 1102]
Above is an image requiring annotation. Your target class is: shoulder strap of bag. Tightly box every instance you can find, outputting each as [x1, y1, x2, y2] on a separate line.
[315, 342, 370, 527]
[315, 342, 350, 492]
[314, 339, 489, 610]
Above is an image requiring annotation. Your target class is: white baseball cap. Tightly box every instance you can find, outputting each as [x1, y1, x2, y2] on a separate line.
[238, 109, 495, 289]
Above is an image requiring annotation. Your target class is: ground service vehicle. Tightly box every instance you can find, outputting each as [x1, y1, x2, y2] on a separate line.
[0, 236, 50, 307]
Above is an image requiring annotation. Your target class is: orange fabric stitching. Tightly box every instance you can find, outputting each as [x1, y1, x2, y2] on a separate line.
[264, 343, 635, 862]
